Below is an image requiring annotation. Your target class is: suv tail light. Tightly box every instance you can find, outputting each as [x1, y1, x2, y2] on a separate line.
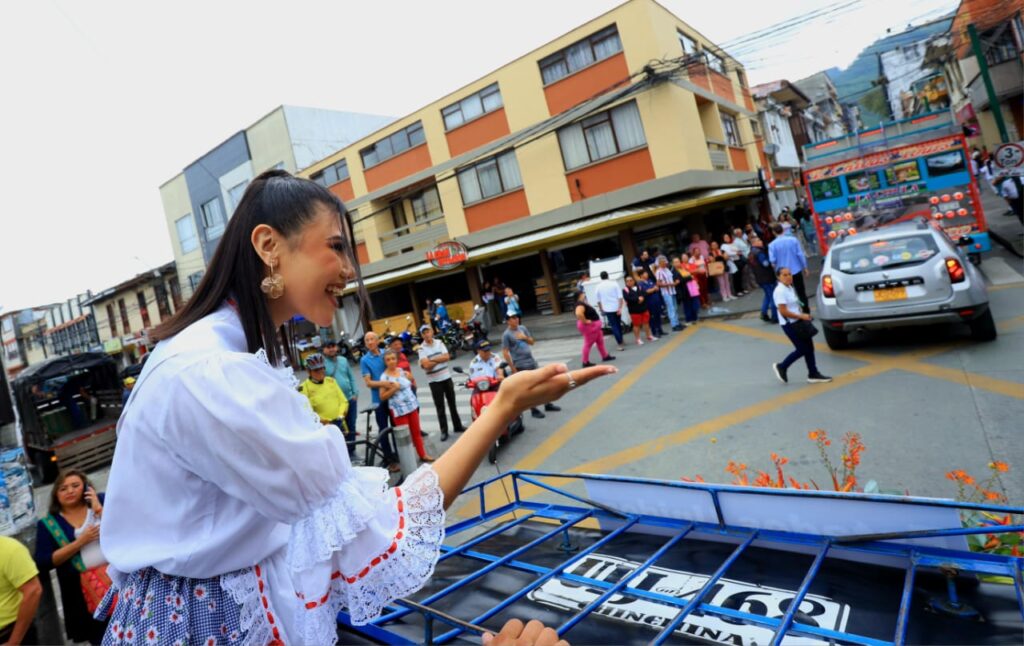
[822, 275, 835, 298]
[945, 257, 965, 283]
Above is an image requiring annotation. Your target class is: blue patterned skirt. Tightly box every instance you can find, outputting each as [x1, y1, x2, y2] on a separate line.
[96, 568, 247, 646]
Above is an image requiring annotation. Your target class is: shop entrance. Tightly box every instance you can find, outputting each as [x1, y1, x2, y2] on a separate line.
[481, 254, 543, 315]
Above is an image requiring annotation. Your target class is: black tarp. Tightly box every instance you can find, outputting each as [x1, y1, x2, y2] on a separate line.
[12, 352, 115, 388]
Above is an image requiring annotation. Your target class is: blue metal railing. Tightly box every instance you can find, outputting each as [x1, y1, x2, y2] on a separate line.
[339, 470, 1024, 645]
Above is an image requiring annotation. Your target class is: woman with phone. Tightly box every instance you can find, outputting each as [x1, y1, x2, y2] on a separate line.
[96, 171, 608, 644]
[33, 469, 110, 645]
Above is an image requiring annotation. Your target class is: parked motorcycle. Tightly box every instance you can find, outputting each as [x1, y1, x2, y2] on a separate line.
[397, 316, 419, 357]
[337, 330, 361, 364]
[452, 363, 524, 463]
[461, 304, 489, 351]
[440, 320, 461, 360]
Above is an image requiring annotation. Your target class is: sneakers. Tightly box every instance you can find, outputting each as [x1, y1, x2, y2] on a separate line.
[602, 355, 616, 362]
[772, 362, 788, 384]
[617, 345, 626, 352]
[544, 403, 561, 412]
[671, 325, 685, 331]
[648, 336, 659, 342]
[582, 361, 595, 367]
[807, 373, 833, 383]
[531, 409, 546, 419]
[636, 339, 644, 345]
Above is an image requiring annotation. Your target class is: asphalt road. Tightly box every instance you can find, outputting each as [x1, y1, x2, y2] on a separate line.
[38, 232, 1024, 519]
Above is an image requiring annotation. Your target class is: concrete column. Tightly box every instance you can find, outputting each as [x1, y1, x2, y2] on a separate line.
[407, 282, 421, 327]
[537, 250, 562, 315]
[619, 229, 637, 270]
[465, 266, 483, 305]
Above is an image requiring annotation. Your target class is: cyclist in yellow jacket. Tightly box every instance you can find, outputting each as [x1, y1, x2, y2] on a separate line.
[299, 353, 353, 456]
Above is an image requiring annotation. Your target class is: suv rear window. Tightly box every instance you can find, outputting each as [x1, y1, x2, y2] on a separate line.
[832, 234, 939, 274]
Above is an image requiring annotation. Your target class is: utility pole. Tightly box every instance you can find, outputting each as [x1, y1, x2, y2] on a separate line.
[967, 23, 1011, 143]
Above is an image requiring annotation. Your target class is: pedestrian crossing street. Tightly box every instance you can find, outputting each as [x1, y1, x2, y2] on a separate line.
[414, 336, 584, 431]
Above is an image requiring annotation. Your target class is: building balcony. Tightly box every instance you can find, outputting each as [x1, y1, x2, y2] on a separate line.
[380, 213, 449, 257]
[966, 58, 1023, 111]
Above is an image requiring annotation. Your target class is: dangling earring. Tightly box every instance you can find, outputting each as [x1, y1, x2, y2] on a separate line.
[260, 259, 285, 299]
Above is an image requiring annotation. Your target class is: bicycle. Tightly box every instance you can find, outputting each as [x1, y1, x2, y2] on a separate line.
[346, 403, 404, 481]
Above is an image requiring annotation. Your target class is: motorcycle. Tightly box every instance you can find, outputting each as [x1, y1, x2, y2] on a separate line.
[452, 363, 524, 463]
[460, 304, 489, 351]
[440, 319, 461, 360]
[337, 330, 361, 364]
[397, 316, 419, 357]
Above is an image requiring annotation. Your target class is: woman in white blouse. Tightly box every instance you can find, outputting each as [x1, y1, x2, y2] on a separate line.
[99, 170, 612, 645]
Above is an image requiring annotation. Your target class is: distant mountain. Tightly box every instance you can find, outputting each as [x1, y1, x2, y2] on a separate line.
[831, 16, 953, 127]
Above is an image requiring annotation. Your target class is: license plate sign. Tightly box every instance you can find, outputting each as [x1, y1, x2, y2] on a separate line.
[873, 286, 907, 302]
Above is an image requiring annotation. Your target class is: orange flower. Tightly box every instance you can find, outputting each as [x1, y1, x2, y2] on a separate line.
[808, 431, 820, 441]
[983, 490, 1000, 501]
[984, 534, 1000, 550]
[989, 461, 1010, 473]
[961, 474, 975, 486]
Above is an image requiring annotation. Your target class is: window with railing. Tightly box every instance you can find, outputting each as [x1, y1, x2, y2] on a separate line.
[704, 50, 726, 75]
[106, 304, 118, 337]
[678, 30, 697, 55]
[721, 113, 740, 146]
[360, 122, 426, 169]
[982, 22, 1020, 66]
[118, 299, 130, 334]
[442, 84, 503, 130]
[410, 186, 443, 222]
[155, 283, 171, 319]
[137, 292, 150, 329]
[457, 151, 523, 204]
[557, 101, 647, 170]
[539, 25, 622, 85]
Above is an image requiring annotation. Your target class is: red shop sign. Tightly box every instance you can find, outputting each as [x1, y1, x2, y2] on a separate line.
[426, 241, 469, 270]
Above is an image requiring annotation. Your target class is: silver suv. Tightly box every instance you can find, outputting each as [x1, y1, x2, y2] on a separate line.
[815, 217, 995, 349]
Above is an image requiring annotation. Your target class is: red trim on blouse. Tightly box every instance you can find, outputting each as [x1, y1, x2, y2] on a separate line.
[299, 487, 406, 610]
[253, 564, 284, 643]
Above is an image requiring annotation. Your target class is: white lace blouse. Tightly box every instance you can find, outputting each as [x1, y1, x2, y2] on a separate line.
[100, 305, 445, 644]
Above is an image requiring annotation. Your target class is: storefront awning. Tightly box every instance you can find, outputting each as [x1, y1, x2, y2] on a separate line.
[353, 186, 758, 292]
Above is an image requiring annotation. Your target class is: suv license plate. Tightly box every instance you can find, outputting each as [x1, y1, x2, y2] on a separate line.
[874, 286, 907, 302]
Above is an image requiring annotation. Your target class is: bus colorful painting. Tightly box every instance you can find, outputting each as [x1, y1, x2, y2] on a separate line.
[802, 111, 991, 264]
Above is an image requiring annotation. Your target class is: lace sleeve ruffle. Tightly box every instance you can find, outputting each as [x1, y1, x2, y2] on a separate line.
[291, 465, 445, 644]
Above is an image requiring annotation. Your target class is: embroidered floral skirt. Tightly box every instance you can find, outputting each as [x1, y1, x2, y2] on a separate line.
[97, 568, 247, 646]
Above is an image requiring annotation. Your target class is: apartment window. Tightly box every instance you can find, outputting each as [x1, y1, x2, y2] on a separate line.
[200, 198, 226, 240]
[677, 31, 697, 55]
[312, 159, 350, 187]
[457, 151, 523, 204]
[557, 101, 647, 170]
[390, 202, 407, 234]
[106, 304, 118, 337]
[118, 299, 130, 334]
[410, 186, 443, 222]
[154, 283, 171, 319]
[721, 113, 740, 146]
[442, 83, 503, 130]
[736, 68, 748, 88]
[705, 50, 726, 75]
[227, 181, 248, 213]
[982, 23, 1019, 66]
[360, 122, 426, 169]
[137, 292, 150, 328]
[169, 279, 183, 309]
[176, 215, 198, 254]
[188, 271, 205, 293]
[540, 25, 622, 85]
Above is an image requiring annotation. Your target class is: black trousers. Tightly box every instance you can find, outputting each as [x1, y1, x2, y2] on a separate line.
[374, 404, 398, 463]
[428, 378, 464, 434]
[793, 271, 810, 313]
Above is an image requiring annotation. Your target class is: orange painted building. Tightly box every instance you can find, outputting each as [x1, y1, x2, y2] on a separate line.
[300, 0, 765, 324]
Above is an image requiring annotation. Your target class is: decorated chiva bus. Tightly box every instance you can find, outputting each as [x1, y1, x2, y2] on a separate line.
[802, 111, 991, 265]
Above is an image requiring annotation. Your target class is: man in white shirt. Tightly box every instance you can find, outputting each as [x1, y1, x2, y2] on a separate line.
[654, 256, 682, 331]
[998, 176, 1023, 223]
[467, 340, 503, 380]
[594, 271, 626, 351]
[418, 324, 464, 441]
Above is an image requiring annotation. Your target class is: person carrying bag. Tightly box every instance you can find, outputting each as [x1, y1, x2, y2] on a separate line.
[771, 267, 831, 385]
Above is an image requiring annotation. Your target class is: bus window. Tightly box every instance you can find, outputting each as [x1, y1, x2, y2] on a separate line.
[845, 172, 880, 194]
[884, 160, 921, 185]
[810, 177, 843, 201]
[924, 150, 965, 177]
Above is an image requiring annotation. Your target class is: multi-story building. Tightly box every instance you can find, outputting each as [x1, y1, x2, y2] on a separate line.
[1, 311, 28, 378]
[937, 0, 1023, 150]
[793, 72, 848, 141]
[84, 262, 179, 368]
[42, 294, 100, 360]
[750, 80, 812, 215]
[880, 37, 952, 119]
[300, 0, 766, 327]
[161, 105, 394, 298]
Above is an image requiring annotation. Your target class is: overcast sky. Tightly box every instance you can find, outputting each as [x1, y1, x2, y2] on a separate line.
[0, 0, 957, 312]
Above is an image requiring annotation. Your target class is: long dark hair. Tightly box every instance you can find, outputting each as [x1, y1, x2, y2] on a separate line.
[49, 469, 93, 516]
[153, 170, 349, 366]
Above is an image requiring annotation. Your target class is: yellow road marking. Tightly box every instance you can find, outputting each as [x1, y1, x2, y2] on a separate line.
[901, 363, 1024, 400]
[453, 326, 699, 518]
[989, 283, 1024, 292]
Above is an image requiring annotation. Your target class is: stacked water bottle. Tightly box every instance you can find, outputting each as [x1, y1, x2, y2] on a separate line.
[0, 447, 36, 536]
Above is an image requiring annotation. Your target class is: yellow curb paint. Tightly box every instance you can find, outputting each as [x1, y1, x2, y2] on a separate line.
[989, 283, 1024, 292]
[901, 363, 1024, 400]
